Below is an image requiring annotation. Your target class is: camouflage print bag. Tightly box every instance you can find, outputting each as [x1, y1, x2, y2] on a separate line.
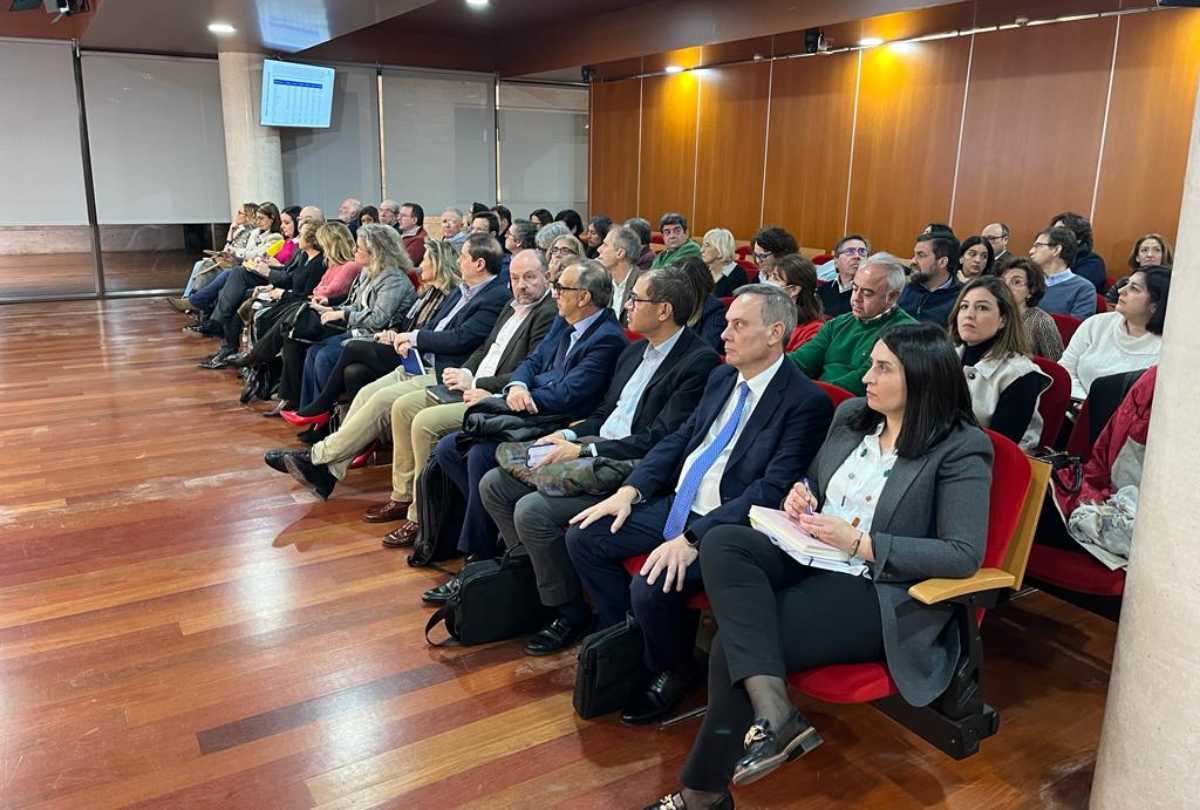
[495, 440, 637, 498]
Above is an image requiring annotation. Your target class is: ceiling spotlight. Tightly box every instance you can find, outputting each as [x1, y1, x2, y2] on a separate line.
[466, 0, 489, 8]
[858, 37, 884, 47]
[208, 22, 236, 35]
[664, 65, 684, 74]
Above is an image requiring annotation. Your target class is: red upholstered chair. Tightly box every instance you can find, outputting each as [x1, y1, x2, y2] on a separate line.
[1031, 356, 1071, 449]
[744, 266, 759, 284]
[719, 296, 734, 308]
[735, 244, 752, 261]
[813, 381, 854, 408]
[651, 232, 664, 245]
[624, 327, 643, 343]
[621, 556, 711, 610]
[1050, 313, 1082, 345]
[810, 253, 834, 265]
[786, 431, 1049, 759]
[1095, 292, 1108, 314]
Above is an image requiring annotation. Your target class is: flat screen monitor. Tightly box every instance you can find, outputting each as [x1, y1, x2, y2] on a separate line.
[260, 59, 335, 128]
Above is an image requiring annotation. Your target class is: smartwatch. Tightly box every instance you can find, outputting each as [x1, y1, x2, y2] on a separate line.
[684, 528, 702, 548]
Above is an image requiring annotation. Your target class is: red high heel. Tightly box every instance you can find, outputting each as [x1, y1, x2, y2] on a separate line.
[280, 410, 330, 428]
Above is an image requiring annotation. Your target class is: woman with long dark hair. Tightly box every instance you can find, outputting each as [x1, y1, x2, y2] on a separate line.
[646, 322, 992, 810]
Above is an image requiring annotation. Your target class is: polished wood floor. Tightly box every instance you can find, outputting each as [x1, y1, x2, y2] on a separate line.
[0, 299, 1114, 809]
[0, 252, 191, 299]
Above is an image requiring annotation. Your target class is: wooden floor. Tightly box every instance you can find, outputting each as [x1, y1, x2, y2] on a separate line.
[0, 252, 192, 299]
[0, 299, 1114, 809]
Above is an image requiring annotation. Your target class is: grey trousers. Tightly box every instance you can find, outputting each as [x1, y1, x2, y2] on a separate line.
[478, 466, 603, 607]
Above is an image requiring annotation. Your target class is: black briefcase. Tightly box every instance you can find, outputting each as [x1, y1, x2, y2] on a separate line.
[573, 614, 649, 719]
[424, 545, 549, 646]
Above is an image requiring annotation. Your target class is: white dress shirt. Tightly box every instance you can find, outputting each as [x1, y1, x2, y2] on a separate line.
[674, 354, 785, 516]
[597, 327, 683, 440]
[474, 294, 544, 380]
[822, 422, 897, 535]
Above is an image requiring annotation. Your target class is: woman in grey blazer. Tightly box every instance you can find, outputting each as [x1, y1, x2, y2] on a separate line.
[647, 322, 993, 810]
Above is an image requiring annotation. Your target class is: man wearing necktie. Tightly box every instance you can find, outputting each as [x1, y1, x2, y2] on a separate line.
[568, 284, 834, 724]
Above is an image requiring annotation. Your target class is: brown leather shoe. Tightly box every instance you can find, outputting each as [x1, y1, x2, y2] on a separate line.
[362, 499, 412, 524]
[382, 520, 420, 548]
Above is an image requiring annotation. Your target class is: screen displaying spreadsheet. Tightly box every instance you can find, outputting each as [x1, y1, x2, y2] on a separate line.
[260, 60, 335, 128]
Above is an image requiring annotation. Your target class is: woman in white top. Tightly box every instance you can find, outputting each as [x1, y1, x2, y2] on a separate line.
[1060, 266, 1170, 400]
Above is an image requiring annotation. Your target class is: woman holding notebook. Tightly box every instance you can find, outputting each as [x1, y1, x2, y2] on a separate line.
[646, 322, 994, 810]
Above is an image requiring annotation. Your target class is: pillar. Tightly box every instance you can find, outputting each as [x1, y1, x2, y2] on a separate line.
[1089, 70, 1200, 808]
[217, 51, 284, 212]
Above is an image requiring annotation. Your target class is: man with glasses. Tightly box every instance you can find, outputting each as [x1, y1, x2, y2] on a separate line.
[1030, 227, 1095, 318]
[421, 259, 628, 605]
[479, 267, 720, 655]
[789, 253, 914, 395]
[818, 234, 871, 318]
[982, 222, 1011, 265]
[441, 207, 468, 249]
[597, 225, 644, 322]
[650, 212, 702, 269]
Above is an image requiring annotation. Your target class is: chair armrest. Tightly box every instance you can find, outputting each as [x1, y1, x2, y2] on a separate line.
[907, 568, 1016, 605]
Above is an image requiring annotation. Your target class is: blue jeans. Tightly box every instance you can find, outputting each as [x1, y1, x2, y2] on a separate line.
[187, 269, 230, 312]
[183, 259, 210, 297]
[299, 332, 352, 411]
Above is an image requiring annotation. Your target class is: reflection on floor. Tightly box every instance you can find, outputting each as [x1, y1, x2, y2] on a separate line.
[0, 250, 193, 299]
[0, 298, 1113, 809]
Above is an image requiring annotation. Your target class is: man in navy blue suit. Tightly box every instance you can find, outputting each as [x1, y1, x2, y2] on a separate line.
[421, 259, 628, 604]
[568, 284, 834, 724]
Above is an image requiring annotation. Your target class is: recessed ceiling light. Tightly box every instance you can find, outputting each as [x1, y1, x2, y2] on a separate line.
[664, 65, 684, 74]
[466, 0, 489, 8]
[208, 22, 236, 35]
[858, 37, 884, 47]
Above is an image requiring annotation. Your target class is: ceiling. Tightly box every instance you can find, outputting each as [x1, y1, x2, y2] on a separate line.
[1, 0, 1120, 79]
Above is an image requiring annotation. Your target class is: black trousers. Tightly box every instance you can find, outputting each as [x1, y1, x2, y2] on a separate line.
[680, 525, 885, 794]
[279, 337, 311, 406]
[298, 339, 402, 416]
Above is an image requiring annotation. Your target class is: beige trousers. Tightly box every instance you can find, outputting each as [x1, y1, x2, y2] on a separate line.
[389, 392, 468, 520]
[309, 369, 434, 479]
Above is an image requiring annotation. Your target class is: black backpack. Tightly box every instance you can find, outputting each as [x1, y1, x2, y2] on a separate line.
[407, 452, 467, 567]
[424, 545, 550, 646]
[573, 614, 649, 719]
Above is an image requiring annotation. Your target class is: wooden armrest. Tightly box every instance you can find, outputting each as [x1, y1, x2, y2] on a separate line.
[907, 568, 1017, 605]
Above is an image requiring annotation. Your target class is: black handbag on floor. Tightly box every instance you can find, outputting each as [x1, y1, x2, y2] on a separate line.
[573, 614, 649, 719]
[424, 545, 549, 646]
[407, 453, 466, 567]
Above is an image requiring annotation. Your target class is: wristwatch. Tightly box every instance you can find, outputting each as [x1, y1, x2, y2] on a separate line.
[684, 528, 702, 548]
[583, 443, 598, 458]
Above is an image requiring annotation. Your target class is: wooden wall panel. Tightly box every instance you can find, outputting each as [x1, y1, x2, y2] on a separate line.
[847, 36, 971, 255]
[589, 80, 641, 223]
[762, 51, 859, 252]
[692, 62, 771, 239]
[638, 73, 700, 225]
[952, 18, 1118, 251]
[1092, 9, 1200, 278]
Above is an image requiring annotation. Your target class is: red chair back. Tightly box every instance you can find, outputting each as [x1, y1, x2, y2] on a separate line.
[718, 296, 734, 308]
[623, 327, 643, 342]
[1031, 356, 1071, 448]
[735, 244, 751, 260]
[744, 266, 759, 284]
[1050, 313, 1082, 345]
[651, 232, 664, 245]
[810, 253, 834, 265]
[1095, 292, 1108, 314]
[813, 380, 855, 408]
[1066, 398, 1093, 462]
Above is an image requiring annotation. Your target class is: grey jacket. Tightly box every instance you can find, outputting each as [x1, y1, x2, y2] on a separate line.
[342, 267, 416, 333]
[807, 399, 993, 707]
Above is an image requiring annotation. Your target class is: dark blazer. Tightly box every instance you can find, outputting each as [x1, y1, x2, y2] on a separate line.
[694, 295, 727, 353]
[616, 266, 643, 326]
[806, 399, 993, 707]
[1073, 248, 1108, 293]
[626, 359, 833, 538]
[818, 279, 852, 318]
[712, 265, 748, 299]
[509, 308, 628, 419]
[414, 275, 511, 376]
[572, 327, 721, 461]
[466, 294, 558, 392]
[898, 277, 962, 328]
[273, 252, 327, 302]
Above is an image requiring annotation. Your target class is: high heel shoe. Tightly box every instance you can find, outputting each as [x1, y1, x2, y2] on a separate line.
[280, 410, 330, 428]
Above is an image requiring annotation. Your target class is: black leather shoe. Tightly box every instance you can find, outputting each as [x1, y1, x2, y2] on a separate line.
[421, 576, 462, 605]
[264, 447, 309, 473]
[731, 710, 823, 787]
[225, 352, 250, 369]
[283, 453, 337, 500]
[643, 792, 734, 810]
[524, 618, 589, 656]
[621, 668, 700, 725]
[198, 348, 236, 369]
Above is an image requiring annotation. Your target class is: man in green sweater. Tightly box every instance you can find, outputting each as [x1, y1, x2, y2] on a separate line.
[789, 252, 914, 395]
[650, 212, 702, 269]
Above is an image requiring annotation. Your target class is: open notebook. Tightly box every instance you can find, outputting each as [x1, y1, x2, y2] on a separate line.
[748, 506, 869, 577]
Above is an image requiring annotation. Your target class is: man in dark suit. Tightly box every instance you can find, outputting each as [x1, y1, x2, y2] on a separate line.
[421, 259, 628, 603]
[348, 249, 559, 544]
[479, 267, 721, 655]
[567, 284, 834, 724]
[275, 233, 510, 501]
[597, 224, 643, 324]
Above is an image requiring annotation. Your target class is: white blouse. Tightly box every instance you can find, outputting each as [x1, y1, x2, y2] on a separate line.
[822, 423, 899, 536]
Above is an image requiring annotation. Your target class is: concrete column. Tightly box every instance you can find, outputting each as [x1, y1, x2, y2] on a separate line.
[217, 51, 284, 211]
[1090, 73, 1200, 808]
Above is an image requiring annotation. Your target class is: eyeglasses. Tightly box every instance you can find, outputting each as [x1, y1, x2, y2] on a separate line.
[551, 282, 581, 295]
[549, 246, 576, 256]
[838, 247, 869, 257]
[752, 251, 771, 262]
[625, 296, 662, 307]
[1031, 241, 1052, 249]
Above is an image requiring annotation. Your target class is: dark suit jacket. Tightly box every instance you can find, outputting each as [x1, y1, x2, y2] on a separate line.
[712, 265, 748, 299]
[626, 358, 833, 538]
[571, 327, 720, 460]
[509, 308, 628, 419]
[807, 399, 993, 707]
[414, 275, 511, 376]
[694, 295, 727, 353]
[615, 266, 642, 326]
[466, 294, 558, 392]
